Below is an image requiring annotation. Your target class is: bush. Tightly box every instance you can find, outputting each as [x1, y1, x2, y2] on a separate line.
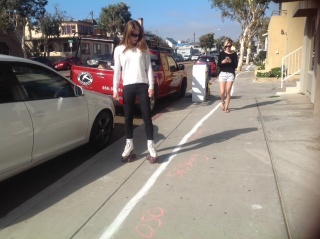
[256, 67, 281, 78]
[257, 64, 265, 70]
[270, 67, 281, 78]
[254, 50, 267, 66]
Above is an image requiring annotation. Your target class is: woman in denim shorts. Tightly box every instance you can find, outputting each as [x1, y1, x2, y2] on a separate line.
[217, 39, 238, 113]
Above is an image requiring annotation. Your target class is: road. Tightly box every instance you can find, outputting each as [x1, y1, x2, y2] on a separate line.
[0, 61, 196, 218]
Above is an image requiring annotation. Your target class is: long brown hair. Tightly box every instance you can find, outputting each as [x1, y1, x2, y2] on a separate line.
[120, 20, 148, 52]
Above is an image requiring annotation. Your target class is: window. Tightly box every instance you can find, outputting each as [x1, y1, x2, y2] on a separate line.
[167, 56, 178, 70]
[61, 24, 76, 35]
[93, 44, 101, 54]
[71, 25, 76, 34]
[79, 25, 93, 35]
[150, 54, 161, 71]
[63, 42, 76, 52]
[81, 43, 90, 54]
[105, 44, 110, 54]
[0, 42, 10, 55]
[11, 63, 75, 100]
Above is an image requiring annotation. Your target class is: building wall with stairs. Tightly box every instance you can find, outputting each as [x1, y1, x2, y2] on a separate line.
[268, 0, 320, 115]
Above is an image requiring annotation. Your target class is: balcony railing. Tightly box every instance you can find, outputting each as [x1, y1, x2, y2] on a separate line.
[271, 10, 287, 16]
[281, 46, 303, 88]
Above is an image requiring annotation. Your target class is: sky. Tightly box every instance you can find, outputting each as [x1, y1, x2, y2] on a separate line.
[46, 0, 279, 42]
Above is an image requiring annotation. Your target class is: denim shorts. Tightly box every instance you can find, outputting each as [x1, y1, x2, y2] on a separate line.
[218, 71, 235, 82]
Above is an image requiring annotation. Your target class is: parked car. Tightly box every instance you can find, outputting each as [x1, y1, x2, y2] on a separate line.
[53, 56, 82, 70]
[191, 53, 200, 61]
[87, 54, 113, 66]
[30, 56, 54, 68]
[0, 55, 115, 182]
[210, 52, 220, 60]
[173, 54, 184, 62]
[194, 55, 218, 76]
[70, 50, 187, 112]
[183, 55, 192, 61]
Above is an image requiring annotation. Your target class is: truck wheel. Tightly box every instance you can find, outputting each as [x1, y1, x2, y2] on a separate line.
[89, 111, 113, 150]
[179, 78, 187, 98]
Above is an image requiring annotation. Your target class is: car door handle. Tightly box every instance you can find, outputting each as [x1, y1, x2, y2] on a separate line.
[96, 73, 105, 77]
[33, 111, 45, 117]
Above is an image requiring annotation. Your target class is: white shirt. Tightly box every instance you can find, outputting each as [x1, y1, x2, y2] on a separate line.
[113, 44, 154, 93]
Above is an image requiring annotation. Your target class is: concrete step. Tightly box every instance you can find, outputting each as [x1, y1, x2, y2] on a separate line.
[276, 81, 300, 95]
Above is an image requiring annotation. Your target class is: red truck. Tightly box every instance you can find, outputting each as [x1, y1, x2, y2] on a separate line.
[70, 50, 187, 111]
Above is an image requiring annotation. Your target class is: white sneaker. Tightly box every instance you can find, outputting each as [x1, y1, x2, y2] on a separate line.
[122, 139, 134, 157]
[147, 140, 157, 158]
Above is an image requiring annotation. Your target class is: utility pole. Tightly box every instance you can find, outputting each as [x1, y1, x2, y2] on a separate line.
[193, 32, 195, 42]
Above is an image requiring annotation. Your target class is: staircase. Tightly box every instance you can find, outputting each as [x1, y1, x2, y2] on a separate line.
[280, 46, 302, 89]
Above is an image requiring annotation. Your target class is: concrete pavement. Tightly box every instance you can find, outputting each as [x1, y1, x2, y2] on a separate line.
[0, 70, 319, 239]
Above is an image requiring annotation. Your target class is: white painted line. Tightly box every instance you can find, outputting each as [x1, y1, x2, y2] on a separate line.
[252, 204, 263, 210]
[99, 103, 222, 239]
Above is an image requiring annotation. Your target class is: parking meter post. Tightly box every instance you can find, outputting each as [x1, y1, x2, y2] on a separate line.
[192, 64, 208, 102]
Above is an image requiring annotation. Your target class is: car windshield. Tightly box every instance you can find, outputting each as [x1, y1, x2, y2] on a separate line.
[92, 54, 111, 60]
[92, 55, 103, 59]
[198, 57, 214, 62]
[58, 58, 68, 62]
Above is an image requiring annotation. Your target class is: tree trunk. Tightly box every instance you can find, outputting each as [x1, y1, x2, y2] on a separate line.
[237, 37, 245, 71]
[237, 26, 249, 71]
[21, 25, 27, 58]
[246, 41, 252, 65]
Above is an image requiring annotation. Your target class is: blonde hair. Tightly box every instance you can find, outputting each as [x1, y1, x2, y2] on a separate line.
[224, 38, 233, 48]
[120, 20, 148, 52]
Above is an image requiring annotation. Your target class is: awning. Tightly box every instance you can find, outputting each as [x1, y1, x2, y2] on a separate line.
[293, 1, 317, 17]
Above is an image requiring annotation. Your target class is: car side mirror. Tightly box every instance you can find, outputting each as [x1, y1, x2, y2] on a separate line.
[74, 85, 84, 96]
[178, 64, 185, 70]
[170, 65, 177, 72]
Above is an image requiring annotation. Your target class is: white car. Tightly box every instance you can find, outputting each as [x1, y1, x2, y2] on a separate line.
[191, 54, 200, 61]
[0, 55, 115, 182]
[183, 55, 191, 61]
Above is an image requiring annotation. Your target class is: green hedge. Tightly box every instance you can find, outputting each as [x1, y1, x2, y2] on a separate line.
[256, 67, 281, 78]
[253, 51, 266, 66]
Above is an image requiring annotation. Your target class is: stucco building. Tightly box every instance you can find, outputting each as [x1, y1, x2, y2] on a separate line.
[267, 0, 320, 115]
[24, 20, 115, 62]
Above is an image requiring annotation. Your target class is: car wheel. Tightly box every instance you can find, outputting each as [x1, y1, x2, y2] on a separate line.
[66, 65, 71, 70]
[89, 111, 113, 150]
[179, 78, 187, 98]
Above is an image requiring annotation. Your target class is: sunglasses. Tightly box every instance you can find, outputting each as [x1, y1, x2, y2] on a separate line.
[226, 45, 232, 48]
[131, 33, 141, 38]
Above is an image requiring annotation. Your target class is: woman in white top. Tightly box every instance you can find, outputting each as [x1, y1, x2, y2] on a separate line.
[113, 20, 158, 163]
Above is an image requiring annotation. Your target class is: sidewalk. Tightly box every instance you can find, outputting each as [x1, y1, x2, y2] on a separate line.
[0, 71, 319, 239]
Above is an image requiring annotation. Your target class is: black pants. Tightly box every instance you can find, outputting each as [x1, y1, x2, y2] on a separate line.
[123, 83, 154, 140]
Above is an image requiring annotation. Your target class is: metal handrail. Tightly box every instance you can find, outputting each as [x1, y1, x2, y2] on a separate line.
[281, 46, 303, 88]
